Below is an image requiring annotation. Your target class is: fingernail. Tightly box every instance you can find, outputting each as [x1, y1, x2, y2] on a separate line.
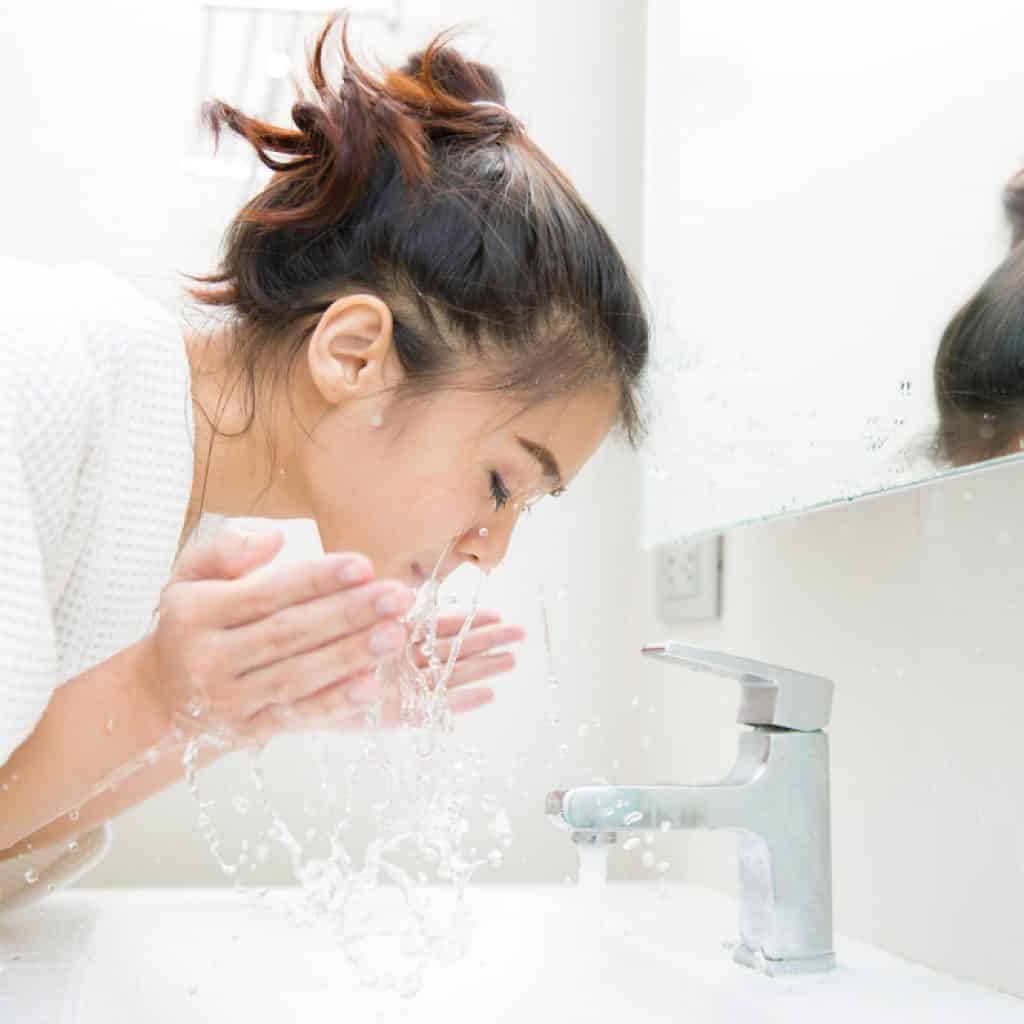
[368, 622, 406, 655]
[338, 556, 370, 584]
[347, 675, 383, 704]
[375, 587, 414, 616]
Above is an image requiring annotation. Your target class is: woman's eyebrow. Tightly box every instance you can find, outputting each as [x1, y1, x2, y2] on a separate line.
[515, 434, 563, 488]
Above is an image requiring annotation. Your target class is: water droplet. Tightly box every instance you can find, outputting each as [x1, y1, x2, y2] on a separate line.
[105, 718, 114, 733]
[623, 836, 641, 852]
[659, 820, 671, 832]
[23, 869, 38, 884]
[478, 527, 489, 538]
[67, 840, 79, 853]
[68, 807, 80, 822]
[369, 413, 384, 428]
[186, 698, 203, 718]
[623, 811, 643, 826]
[487, 850, 503, 868]
[641, 851, 656, 869]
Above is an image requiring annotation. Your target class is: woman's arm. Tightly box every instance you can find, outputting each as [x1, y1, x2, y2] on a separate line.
[0, 633, 216, 859]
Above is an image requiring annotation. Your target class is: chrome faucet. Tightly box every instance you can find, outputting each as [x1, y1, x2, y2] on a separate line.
[546, 641, 836, 976]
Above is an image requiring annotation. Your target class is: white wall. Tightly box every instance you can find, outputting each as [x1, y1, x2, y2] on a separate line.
[0, 0, 649, 886]
[625, 459, 1024, 998]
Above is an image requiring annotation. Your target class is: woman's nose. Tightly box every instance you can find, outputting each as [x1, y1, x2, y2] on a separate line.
[458, 509, 518, 572]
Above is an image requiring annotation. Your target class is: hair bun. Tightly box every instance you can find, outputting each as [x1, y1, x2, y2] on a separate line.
[399, 43, 506, 107]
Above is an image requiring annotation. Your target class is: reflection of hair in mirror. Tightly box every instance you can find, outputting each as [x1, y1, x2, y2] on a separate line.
[180, 10, 650, 552]
[1003, 168, 1024, 247]
[932, 170, 1024, 467]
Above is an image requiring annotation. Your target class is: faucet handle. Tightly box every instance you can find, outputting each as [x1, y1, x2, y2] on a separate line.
[641, 641, 834, 731]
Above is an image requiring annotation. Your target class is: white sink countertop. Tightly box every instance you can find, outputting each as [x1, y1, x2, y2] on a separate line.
[1, 882, 1020, 1023]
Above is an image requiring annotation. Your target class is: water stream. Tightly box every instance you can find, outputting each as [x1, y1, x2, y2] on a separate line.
[179, 539, 514, 997]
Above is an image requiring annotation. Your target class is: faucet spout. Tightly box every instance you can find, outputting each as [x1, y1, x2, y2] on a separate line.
[558, 781, 755, 832]
[553, 727, 773, 833]
[549, 727, 835, 975]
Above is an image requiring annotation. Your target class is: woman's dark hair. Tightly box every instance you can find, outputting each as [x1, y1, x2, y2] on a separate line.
[182, 9, 649, 522]
[933, 169, 1024, 467]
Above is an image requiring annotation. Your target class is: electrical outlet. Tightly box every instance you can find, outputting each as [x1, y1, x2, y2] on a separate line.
[655, 535, 722, 622]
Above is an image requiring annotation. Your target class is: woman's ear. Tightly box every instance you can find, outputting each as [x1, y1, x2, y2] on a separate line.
[307, 293, 396, 403]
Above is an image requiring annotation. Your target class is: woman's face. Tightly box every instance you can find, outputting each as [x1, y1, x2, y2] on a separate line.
[304, 371, 617, 587]
[298, 295, 619, 586]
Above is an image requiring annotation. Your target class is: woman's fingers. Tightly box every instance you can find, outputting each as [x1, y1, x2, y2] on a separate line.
[227, 576, 415, 675]
[412, 624, 525, 668]
[236, 613, 408, 712]
[229, 601, 516, 734]
[442, 651, 516, 687]
[212, 550, 376, 630]
[243, 668, 383, 737]
[429, 609, 502, 638]
[248, 647, 509, 738]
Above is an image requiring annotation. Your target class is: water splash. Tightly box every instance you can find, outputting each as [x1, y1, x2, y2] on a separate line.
[181, 536, 512, 997]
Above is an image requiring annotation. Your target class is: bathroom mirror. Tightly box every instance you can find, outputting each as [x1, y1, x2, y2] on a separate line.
[641, 0, 1024, 546]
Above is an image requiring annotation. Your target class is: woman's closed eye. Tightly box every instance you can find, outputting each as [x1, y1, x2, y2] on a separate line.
[490, 470, 510, 510]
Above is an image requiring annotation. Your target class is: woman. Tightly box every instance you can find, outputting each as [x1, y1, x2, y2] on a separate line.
[0, 12, 649, 908]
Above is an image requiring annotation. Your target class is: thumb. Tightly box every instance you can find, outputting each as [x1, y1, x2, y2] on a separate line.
[170, 526, 285, 584]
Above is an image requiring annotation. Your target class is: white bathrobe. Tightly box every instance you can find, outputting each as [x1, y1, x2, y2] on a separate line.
[0, 257, 194, 911]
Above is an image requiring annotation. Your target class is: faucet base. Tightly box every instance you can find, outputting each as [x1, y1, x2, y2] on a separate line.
[731, 943, 837, 976]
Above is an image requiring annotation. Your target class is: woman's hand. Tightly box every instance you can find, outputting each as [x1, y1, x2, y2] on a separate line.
[144, 527, 422, 746]
[332, 608, 526, 732]
[142, 528, 522, 747]
[410, 609, 525, 686]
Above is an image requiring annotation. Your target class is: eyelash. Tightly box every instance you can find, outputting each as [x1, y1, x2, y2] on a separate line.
[490, 470, 510, 510]
[489, 470, 567, 511]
